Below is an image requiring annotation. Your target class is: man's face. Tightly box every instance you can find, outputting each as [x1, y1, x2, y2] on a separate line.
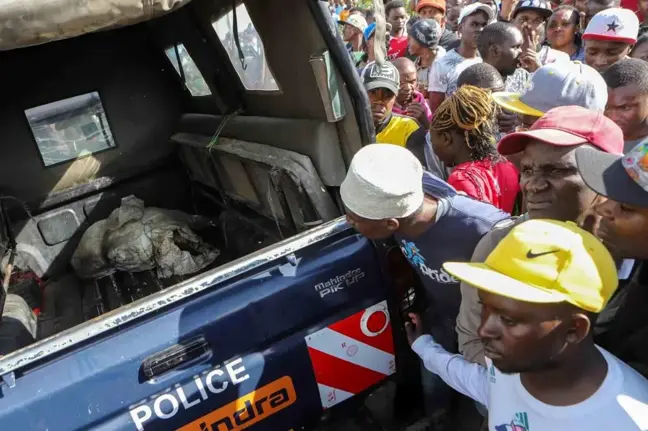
[447, 6, 462, 32]
[343, 24, 359, 41]
[575, 0, 588, 14]
[594, 198, 648, 259]
[631, 42, 648, 62]
[478, 291, 575, 374]
[368, 88, 397, 125]
[420, 5, 445, 24]
[396, 65, 418, 104]
[585, 40, 631, 73]
[520, 142, 598, 221]
[346, 211, 395, 240]
[514, 10, 546, 36]
[408, 37, 424, 56]
[388, 7, 408, 33]
[460, 11, 489, 46]
[492, 28, 524, 76]
[605, 84, 648, 139]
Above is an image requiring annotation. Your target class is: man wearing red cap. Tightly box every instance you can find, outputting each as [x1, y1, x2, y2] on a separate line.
[456, 106, 626, 367]
[416, 0, 461, 50]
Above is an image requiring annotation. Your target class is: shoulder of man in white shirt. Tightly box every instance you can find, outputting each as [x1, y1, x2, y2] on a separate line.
[485, 348, 648, 428]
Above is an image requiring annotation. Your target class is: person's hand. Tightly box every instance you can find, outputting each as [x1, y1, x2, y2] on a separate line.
[498, 109, 519, 133]
[499, 0, 519, 21]
[406, 102, 430, 128]
[520, 24, 541, 72]
[577, 195, 606, 236]
[520, 23, 539, 52]
[520, 48, 541, 72]
[405, 312, 425, 346]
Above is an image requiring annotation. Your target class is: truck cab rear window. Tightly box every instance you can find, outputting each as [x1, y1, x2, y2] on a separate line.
[212, 4, 279, 91]
[25, 92, 116, 167]
[164, 44, 212, 96]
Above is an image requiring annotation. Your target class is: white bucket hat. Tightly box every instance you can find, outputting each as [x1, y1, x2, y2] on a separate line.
[340, 144, 424, 220]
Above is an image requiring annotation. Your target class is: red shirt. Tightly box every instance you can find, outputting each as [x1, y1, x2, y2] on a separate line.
[621, 0, 644, 21]
[448, 158, 520, 214]
[388, 36, 408, 60]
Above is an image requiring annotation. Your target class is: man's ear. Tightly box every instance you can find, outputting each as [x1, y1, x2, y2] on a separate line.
[385, 218, 400, 232]
[490, 44, 500, 59]
[440, 131, 454, 148]
[565, 313, 592, 345]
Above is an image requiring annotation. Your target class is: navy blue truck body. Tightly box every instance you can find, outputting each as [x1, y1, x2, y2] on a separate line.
[0, 219, 398, 431]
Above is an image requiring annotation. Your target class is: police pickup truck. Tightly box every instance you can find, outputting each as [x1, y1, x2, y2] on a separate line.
[0, 0, 424, 430]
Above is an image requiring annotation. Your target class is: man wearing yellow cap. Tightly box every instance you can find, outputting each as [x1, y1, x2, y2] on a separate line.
[407, 219, 648, 430]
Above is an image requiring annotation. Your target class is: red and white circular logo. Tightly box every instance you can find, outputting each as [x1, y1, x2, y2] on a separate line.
[360, 303, 390, 337]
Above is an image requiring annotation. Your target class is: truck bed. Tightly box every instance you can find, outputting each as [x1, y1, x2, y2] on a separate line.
[3, 159, 284, 349]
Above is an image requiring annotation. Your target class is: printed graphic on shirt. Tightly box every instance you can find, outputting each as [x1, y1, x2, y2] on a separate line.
[429, 50, 481, 97]
[489, 363, 496, 383]
[495, 412, 530, 431]
[400, 239, 459, 284]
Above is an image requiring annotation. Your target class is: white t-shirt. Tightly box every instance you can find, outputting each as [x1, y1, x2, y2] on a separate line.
[538, 45, 571, 66]
[412, 335, 648, 430]
[417, 46, 446, 94]
[427, 49, 481, 97]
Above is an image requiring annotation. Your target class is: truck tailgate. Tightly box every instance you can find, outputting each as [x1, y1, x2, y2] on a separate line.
[0, 223, 396, 431]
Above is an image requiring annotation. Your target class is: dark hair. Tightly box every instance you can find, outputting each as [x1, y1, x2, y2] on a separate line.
[430, 85, 499, 162]
[477, 22, 519, 59]
[349, 6, 366, 14]
[551, 5, 580, 25]
[633, 32, 648, 52]
[366, 9, 375, 19]
[602, 58, 648, 93]
[385, 1, 405, 17]
[457, 63, 505, 90]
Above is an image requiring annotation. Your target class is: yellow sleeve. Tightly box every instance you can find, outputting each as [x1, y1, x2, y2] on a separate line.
[401, 118, 422, 142]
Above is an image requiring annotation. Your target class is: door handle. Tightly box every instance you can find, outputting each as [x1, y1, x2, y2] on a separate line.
[141, 337, 211, 379]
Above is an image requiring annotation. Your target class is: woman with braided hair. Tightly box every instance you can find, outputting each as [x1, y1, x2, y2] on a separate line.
[430, 85, 520, 213]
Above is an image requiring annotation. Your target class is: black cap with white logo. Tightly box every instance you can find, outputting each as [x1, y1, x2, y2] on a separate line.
[411, 19, 441, 49]
[360, 61, 400, 95]
[513, 0, 553, 20]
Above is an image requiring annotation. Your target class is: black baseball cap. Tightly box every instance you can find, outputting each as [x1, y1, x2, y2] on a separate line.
[576, 139, 648, 208]
[513, 0, 553, 20]
[360, 61, 401, 95]
[410, 19, 441, 48]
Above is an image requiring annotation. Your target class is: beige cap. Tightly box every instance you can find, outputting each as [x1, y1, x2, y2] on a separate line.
[340, 144, 424, 220]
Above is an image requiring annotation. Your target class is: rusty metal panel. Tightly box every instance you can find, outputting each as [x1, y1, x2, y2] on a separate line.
[0, 0, 191, 50]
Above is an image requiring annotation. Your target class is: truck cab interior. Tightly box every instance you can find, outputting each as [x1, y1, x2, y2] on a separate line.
[0, 0, 374, 354]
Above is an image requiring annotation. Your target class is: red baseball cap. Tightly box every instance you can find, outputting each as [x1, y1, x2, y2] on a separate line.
[497, 106, 624, 156]
[416, 0, 446, 14]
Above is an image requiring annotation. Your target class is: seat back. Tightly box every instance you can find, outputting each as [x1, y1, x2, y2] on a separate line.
[172, 133, 340, 234]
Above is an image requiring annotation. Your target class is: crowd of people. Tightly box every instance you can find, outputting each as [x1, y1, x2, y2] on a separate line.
[333, 0, 648, 429]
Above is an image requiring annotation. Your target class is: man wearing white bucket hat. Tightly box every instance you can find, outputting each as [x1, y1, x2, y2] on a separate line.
[341, 144, 508, 418]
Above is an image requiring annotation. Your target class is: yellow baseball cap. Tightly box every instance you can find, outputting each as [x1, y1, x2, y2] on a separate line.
[443, 219, 618, 313]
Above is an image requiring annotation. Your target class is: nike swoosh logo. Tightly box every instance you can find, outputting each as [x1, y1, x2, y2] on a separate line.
[526, 250, 560, 259]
